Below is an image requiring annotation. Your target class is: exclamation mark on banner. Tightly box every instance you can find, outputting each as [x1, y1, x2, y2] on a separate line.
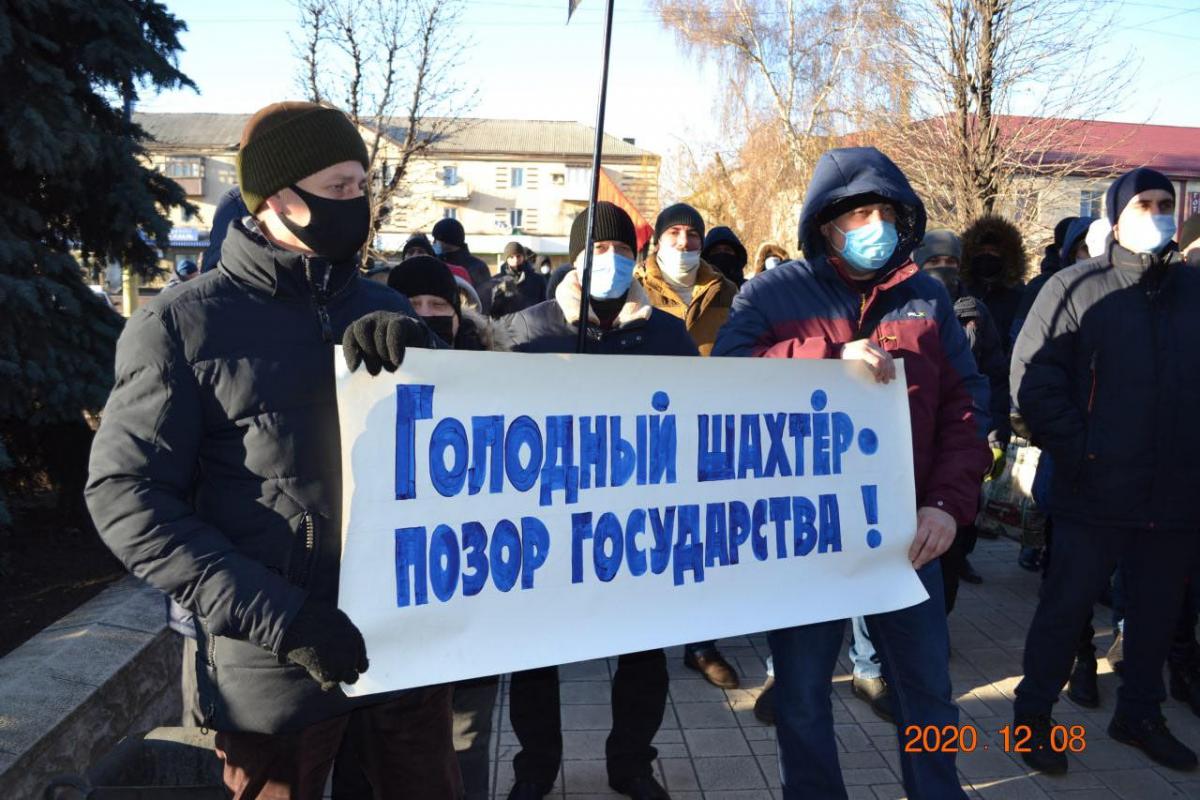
[862, 485, 881, 549]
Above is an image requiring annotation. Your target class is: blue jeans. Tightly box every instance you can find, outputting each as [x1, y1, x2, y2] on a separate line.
[768, 562, 965, 800]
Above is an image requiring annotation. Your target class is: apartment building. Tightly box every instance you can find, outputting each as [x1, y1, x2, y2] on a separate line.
[133, 113, 661, 273]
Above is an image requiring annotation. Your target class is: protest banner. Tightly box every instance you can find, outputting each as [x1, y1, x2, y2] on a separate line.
[335, 349, 926, 696]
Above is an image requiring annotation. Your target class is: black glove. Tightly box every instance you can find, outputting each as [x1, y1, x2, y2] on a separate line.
[281, 598, 369, 691]
[342, 311, 430, 375]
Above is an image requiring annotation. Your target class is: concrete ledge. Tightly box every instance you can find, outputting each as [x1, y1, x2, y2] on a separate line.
[0, 576, 181, 798]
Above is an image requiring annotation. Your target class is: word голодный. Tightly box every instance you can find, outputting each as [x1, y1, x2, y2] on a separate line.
[393, 388, 883, 607]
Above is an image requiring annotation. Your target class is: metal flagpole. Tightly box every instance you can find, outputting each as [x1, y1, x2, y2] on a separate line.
[574, 0, 616, 354]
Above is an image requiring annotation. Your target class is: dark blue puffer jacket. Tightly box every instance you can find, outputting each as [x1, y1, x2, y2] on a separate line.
[1012, 242, 1200, 530]
[86, 219, 429, 734]
[714, 147, 991, 525]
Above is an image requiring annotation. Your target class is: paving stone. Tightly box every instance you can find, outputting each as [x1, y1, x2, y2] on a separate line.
[658, 757, 700, 791]
[669, 679, 725, 703]
[560, 704, 613, 731]
[560, 681, 613, 705]
[560, 660, 610, 681]
[674, 701, 738, 729]
[682, 727, 751, 757]
[1094, 768, 1187, 799]
[692, 757, 768, 791]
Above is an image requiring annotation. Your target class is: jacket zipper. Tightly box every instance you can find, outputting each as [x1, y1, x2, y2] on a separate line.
[307, 256, 335, 343]
[199, 621, 217, 733]
[1087, 352, 1098, 414]
[302, 512, 316, 585]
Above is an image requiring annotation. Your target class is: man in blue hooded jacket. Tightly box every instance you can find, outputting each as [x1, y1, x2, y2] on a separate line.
[714, 147, 990, 799]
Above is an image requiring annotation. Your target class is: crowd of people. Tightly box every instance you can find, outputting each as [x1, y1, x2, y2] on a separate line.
[86, 100, 1200, 800]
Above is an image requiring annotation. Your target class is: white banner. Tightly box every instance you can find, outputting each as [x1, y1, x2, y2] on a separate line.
[335, 349, 926, 696]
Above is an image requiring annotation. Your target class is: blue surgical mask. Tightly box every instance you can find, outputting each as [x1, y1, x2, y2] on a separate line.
[834, 219, 899, 272]
[581, 251, 635, 299]
[432, 241, 444, 256]
[1120, 214, 1177, 254]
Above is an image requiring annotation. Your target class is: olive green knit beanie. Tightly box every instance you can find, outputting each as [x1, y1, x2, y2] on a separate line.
[236, 101, 369, 213]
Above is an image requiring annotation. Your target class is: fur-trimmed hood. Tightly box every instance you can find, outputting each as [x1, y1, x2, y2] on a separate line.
[960, 215, 1028, 288]
[751, 242, 790, 276]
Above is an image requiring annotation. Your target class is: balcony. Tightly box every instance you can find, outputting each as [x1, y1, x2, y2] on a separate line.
[172, 176, 204, 197]
[433, 181, 471, 202]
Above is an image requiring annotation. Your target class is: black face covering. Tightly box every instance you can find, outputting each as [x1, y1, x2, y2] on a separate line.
[972, 253, 1005, 281]
[924, 266, 962, 299]
[278, 184, 370, 262]
[421, 314, 456, 346]
[706, 252, 746, 284]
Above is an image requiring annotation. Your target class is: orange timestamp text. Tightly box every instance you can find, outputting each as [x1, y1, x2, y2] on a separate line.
[902, 724, 1087, 754]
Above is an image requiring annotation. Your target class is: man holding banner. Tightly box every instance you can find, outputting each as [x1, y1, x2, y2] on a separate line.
[714, 146, 992, 799]
[85, 102, 454, 799]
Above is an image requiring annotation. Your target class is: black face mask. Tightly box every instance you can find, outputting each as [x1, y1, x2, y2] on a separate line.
[278, 184, 370, 262]
[706, 252, 745, 283]
[924, 266, 962, 299]
[972, 253, 1005, 281]
[420, 314, 456, 346]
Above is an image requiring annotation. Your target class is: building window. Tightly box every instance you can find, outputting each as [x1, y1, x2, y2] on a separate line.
[510, 209, 524, 229]
[442, 166, 458, 186]
[164, 156, 203, 178]
[567, 166, 591, 187]
[1080, 188, 1104, 218]
[443, 207, 458, 220]
[511, 167, 524, 188]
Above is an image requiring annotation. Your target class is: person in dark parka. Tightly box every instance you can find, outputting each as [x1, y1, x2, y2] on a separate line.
[1010, 216, 1092, 345]
[1011, 167, 1200, 775]
[201, 186, 249, 273]
[85, 102, 453, 799]
[960, 215, 1027, 350]
[701, 225, 749, 287]
[496, 203, 694, 800]
[432, 217, 492, 289]
[915, 229, 1008, 599]
[479, 240, 547, 318]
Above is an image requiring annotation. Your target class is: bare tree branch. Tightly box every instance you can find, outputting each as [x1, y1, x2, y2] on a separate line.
[294, 0, 477, 265]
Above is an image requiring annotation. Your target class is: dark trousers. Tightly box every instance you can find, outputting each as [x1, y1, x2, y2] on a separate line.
[217, 686, 461, 800]
[1015, 520, 1200, 721]
[1040, 516, 1099, 662]
[769, 562, 966, 800]
[940, 524, 979, 615]
[509, 650, 668, 785]
[453, 677, 500, 800]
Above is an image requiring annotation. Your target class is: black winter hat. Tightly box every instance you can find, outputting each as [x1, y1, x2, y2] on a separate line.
[1105, 167, 1175, 225]
[432, 218, 466, 248]
[402, 233, 434, 257]
[387, 255, 460, 313]
[236, 101, 369, 213]
[503, 241, 524, 259]
[655, 203, 705, 241]
[701, 226, 748, 267]
[1179, 214, 1200, 251]
[568, 201, 638, 264]
[1053, 216, 1078, 249]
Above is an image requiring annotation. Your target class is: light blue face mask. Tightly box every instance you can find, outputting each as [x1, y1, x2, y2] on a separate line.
[1120, 213, 1176, 255]
[834, 219, 899, 272]
[581, 251, 636, 299]
[432, 241, 444, 256]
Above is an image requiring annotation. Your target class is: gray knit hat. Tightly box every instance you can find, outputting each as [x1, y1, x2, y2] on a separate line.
[913, 229, 962, 268]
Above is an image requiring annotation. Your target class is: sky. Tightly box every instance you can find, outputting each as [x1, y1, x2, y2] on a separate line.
[142, 0, 1200, 186]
